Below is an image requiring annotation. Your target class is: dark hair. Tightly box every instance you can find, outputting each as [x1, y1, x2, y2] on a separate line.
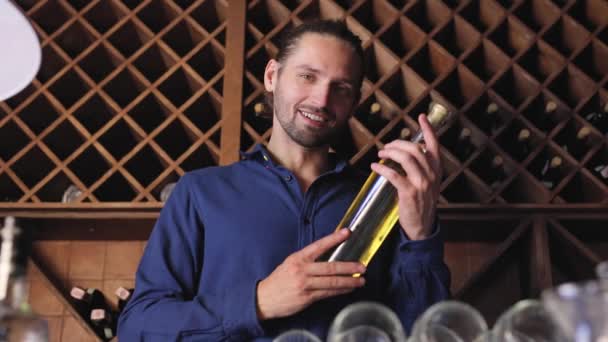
[260, 20, 365, 117]
[276, 19, 364, 80]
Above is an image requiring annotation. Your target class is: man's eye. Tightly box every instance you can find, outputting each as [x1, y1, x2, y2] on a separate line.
[336, 85, 353, 96]
[299, 74, 313, 81]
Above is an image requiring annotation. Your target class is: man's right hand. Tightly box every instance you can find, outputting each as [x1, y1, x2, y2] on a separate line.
[256, 228, 366, 320]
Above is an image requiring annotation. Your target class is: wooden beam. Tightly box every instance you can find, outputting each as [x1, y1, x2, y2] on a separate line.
[529, 216, 552, 296]
[549, 219, 603, 266]
[219, 0, 247, 165]
[454, 218, 532, 299]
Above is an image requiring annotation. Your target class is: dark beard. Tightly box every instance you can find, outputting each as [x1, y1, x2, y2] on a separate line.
[272, 87, 341, 148]
[276, 115, 338, 148]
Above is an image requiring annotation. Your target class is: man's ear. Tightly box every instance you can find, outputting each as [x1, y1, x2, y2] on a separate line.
[264, 59, 279, 92]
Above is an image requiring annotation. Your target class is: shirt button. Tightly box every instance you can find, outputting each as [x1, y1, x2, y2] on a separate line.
[303, 217, 311, 225]
[284, 175, 293, 182]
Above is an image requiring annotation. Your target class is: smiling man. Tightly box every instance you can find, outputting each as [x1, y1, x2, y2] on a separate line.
[118, 20, 450, 341]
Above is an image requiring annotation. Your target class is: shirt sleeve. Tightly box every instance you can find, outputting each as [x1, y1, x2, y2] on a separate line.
[117, 174, 265, 341]
[383, 221, 451, 334]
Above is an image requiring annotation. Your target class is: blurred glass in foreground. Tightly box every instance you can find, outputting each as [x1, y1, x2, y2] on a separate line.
[542, 281, 608, 342]
[327, 301, 407, 342]
[274, 330, 322, 342]
[493, 299, 566, 342]
[472, 330, 500, 342]
[596, 261, 608, 283]
[0, 217, 49, 341]
[409, 301, 487, 342]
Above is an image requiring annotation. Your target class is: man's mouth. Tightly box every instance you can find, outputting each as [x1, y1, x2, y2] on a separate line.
[298, 109, 330, 124]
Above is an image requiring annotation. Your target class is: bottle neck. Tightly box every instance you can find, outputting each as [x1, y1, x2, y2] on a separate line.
[6, 275, 28, 312]
[0, 217, 30, 312]
[0, 275, 29, 319]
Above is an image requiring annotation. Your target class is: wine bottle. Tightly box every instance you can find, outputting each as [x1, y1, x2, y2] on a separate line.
[511, 128, 531, 161]
[399, 127, 411, 140]
[370, 102, 381, 115]
[540, 156, 563, 189]
[539, 101, 557, 132]
[254, 102, 268, 118]
[584, 103, 608, 136]
[90, 308, 116, 341]
[250, 101, 272, 132]
[488, 155, 507, 190]
[319, 103, 452, 266]
[592, 164, 608, 183]
[602, 103, 608, 135]
[115, 286, 133, 312]
[69, 286, 110, 323]
[455, 127, 475, 161]
[0, 217, 49, 341]
[485, 102, 501, 135]
[368, 102, 387, 133]
[562, 126, 591, 158]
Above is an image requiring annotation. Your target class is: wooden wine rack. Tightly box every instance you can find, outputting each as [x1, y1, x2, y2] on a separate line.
[1, 0, 608, 339]
[1, 0, 227, 206]
[2, 0, 607, 206]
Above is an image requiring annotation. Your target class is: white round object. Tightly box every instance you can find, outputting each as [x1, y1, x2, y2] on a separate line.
[0, 0, 41, 101]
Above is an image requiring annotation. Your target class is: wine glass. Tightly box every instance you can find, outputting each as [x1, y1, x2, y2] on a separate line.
[327, 301, 407, 342]
[493, 299, 566, 342]
[409, 301, 487, 342]
[597, 261, 608, 294]
[542, 281, 608, 342]
[160, 182, 177, 202]
[596, 261, 608, 282]
[273, 330, 321, 342]
[62, 184, 82, 203]
[472, 330, 499, 342]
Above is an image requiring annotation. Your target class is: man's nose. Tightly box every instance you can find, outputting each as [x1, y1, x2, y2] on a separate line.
[310, 83, 332, 109]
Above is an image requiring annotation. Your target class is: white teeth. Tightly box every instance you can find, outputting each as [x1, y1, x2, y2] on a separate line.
[300, 111, 327, 122]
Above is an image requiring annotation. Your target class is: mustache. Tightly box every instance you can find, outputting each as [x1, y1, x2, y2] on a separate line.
[296, 105, 335, 120]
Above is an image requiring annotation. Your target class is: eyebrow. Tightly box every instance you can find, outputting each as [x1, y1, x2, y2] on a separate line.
[294, 64, 356, 87]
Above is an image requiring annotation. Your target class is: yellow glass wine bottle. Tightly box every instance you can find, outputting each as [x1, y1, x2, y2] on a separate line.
[320, 102, 452, 266]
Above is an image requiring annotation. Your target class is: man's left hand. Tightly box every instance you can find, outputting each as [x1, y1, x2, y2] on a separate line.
[370, 114, 441, 241]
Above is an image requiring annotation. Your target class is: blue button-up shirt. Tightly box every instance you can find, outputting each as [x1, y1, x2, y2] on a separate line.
[118, 144, 450, 341]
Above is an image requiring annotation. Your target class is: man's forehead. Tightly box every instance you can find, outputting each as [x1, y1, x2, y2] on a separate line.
[290, 32, 357, 56]
[282, 33, 361, 77]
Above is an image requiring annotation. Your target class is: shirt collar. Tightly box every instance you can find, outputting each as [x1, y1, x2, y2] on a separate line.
[240, 144, 349, 174]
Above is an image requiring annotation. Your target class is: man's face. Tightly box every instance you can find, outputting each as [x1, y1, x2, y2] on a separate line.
[264, 33, 362, 148]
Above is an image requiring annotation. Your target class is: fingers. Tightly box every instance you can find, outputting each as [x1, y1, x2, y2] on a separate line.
[378, 114, 443, 186]
[308, 288, 357, 302]
[306, 261, 366, 276]
[418, 114, 440, 160]
[378, 143, 431, 185]
[298, 228, 350, 261]
[381, 141, 429, 169]
[307, 275, 365, 290]
[371, 161, 414, 193]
